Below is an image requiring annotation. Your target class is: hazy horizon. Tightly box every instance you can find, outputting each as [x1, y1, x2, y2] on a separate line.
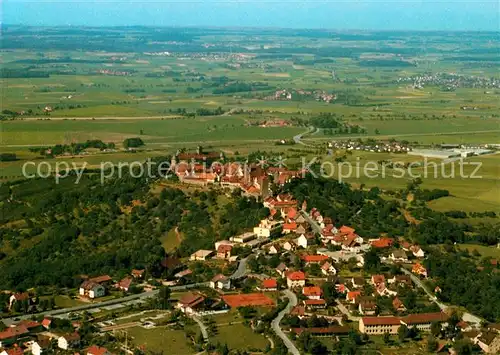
[3, 0, 499, 31]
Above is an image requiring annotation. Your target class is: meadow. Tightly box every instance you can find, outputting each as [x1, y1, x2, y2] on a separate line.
[1, 26, 499, 215]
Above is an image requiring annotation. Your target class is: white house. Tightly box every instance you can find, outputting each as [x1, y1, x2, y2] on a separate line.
[58, 333, 80, 350]
[321, 262, 336, 276]
[268, 244, 281, 255]
[410, 246, 425, 258]
[283, 241, 297, 251]
[210, 274, 231, 290]
[286, 271, 306, 288]
[79, 281, 105, 299]
[389, 250, 408, 263]
[190, 250, 214, 261]
[32, 340, 50, 355]
[253, 219, 273, 238]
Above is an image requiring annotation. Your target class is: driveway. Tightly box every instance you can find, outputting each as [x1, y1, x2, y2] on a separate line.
[271, 289, 300, 355]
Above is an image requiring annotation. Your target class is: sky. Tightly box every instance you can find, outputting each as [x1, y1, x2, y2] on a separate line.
[2, 0, 499, 31]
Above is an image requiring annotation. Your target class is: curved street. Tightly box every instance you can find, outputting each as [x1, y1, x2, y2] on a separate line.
[271, 289, 300, 355]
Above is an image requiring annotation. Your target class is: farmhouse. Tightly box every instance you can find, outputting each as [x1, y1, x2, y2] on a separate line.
[286, 271, 306, 288]
[302, 286, 322, 300]
[79, 281, 105, 299]
[58, 333, 81, 350]
[190, 249, 214, 261]
[210, 274, 231, 290]
[177, 292, 206, 314]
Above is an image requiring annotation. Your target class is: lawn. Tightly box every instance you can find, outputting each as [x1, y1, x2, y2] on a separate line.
[456, 244, 500, 259]
[127, 326, 194, 355]
[212, 322, 269, 351]
[159, 228, 182, 252]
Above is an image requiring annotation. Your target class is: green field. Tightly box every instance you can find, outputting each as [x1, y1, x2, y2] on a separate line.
[127, 326, 194, 355]
[456, 244, 500, 259]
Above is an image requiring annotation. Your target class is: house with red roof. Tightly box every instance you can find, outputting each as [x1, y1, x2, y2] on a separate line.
[321, 261, 336, 276]
[176, 292, 206, 315]
[302, 286, 322, 300]
[210, 274, 231, 290]
[371, 274, 385, 286]
[346, 291, 362, 304]
[339, 226, 355, 235]
[301, 254, 329, 264]
[8, 292, 29, 309]
[393, 297, 406, 312]
[217, 244, 233, 259]
[58, 332, 81, 350]
[371, 237, 394, 249]
[131, 269, 145, 279]
[87, 345, 111, 355]
[258, 279, 278, 291]
[1, 345, 24, 355]
[303, 299, 327, 309]
[0, 325, 29, 348]
[286, 271, 306, 288]
[116, 277, 133, 292]
[412, 263, 428, 278]
[282, 221, 297, 234]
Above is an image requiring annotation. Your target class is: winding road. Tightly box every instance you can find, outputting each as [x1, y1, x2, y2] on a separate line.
[271, 290, 300, 355]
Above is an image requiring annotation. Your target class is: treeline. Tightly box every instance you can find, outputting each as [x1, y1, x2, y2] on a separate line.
[358, 59, 416, 67]
[425, 248, 500, 322]
[0, 68, 49, 78]
[29, 140, 116, 156]
[0, 153, 18, 161]
[309, 113, 342, 128]
[213, 82, 273, 94]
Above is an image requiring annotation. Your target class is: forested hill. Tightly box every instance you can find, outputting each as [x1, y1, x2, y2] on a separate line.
[285, 174, 499, 246]
[0, 173, 267, 290]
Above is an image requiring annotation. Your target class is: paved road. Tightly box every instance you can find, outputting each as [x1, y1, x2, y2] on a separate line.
[399, 267, 482, 328]
[271, 290, 300, 355]
[1, 282, 208, 326]
[300, 210, 321, 234]
[336, 300, 360, 322]
[293, 127, 316, 146]
[192, 315, 208, 342]
[230, 256, 249, 280]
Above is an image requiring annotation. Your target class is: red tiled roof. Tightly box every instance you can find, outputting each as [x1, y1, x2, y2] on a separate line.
[293, 326, 350, 335]
[5, 347, 24, 355]
[179, 292, 205, 307]
[283, 222, 297, 231]
[87, 345, 110, 355]
[304, 299, 326, 305]
[131, 269, 144, 277]
[17, 320, 41, 329]
[217, 244, 233, 253]
[347, 291, 361, 301]
[402, 312, 449, 325]
[11, 292, 29, 301]
[287, 208, 298, 220]
[262, 279, 278, 289]
[301, 255, 329, 263]
[211, 274, 227, 282]
[372, 274, 385, 285]
[339, 226, 355, 234]
[286, 271, 306, 281]
[0, 325, 29, 340]
[302, 286, 322, 297]
[371, 238, 394, 248]
[89, 275, 112, 284]
[117, 277, 132, 290]
[290, 306, 305, 316]
[42, 318, 52, 328]
[362, 316, 401, 326]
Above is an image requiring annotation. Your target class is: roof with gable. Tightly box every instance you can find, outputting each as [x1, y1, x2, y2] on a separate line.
[303, 299, 326, 306]
[339, 225, 355, 234]
[283, 222, 297, 231]
[401, 312, 449, 325]
[290, 305, 306, 316]
[178, 292, 206, 308]
[42, 318, 52, 328]
[287, 208, 298, 220]
[362, 316, 401, 326]
[301, 254, 329, 263]
[131, 269, 144, 277]
[302, 286, 322, 297]
[4, 347, 24, 355]
[371, 238, 394, 248]
[347, 291, 362, 301]
[372, 274, 385, 285]
[87, 345, 110, 355]
[217, 244, 233, 253]
[261, 279, 278, 289]
[117, 277, 133, 290]
[276, 263, 288, 272]
[286, 271, 306, 281]
[10, 292, 29, 301]
[89, 275, 112, 284]
[211, 274, 228, 283]
[393, 297, 405, 310]
[0, 325, 29, 340]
